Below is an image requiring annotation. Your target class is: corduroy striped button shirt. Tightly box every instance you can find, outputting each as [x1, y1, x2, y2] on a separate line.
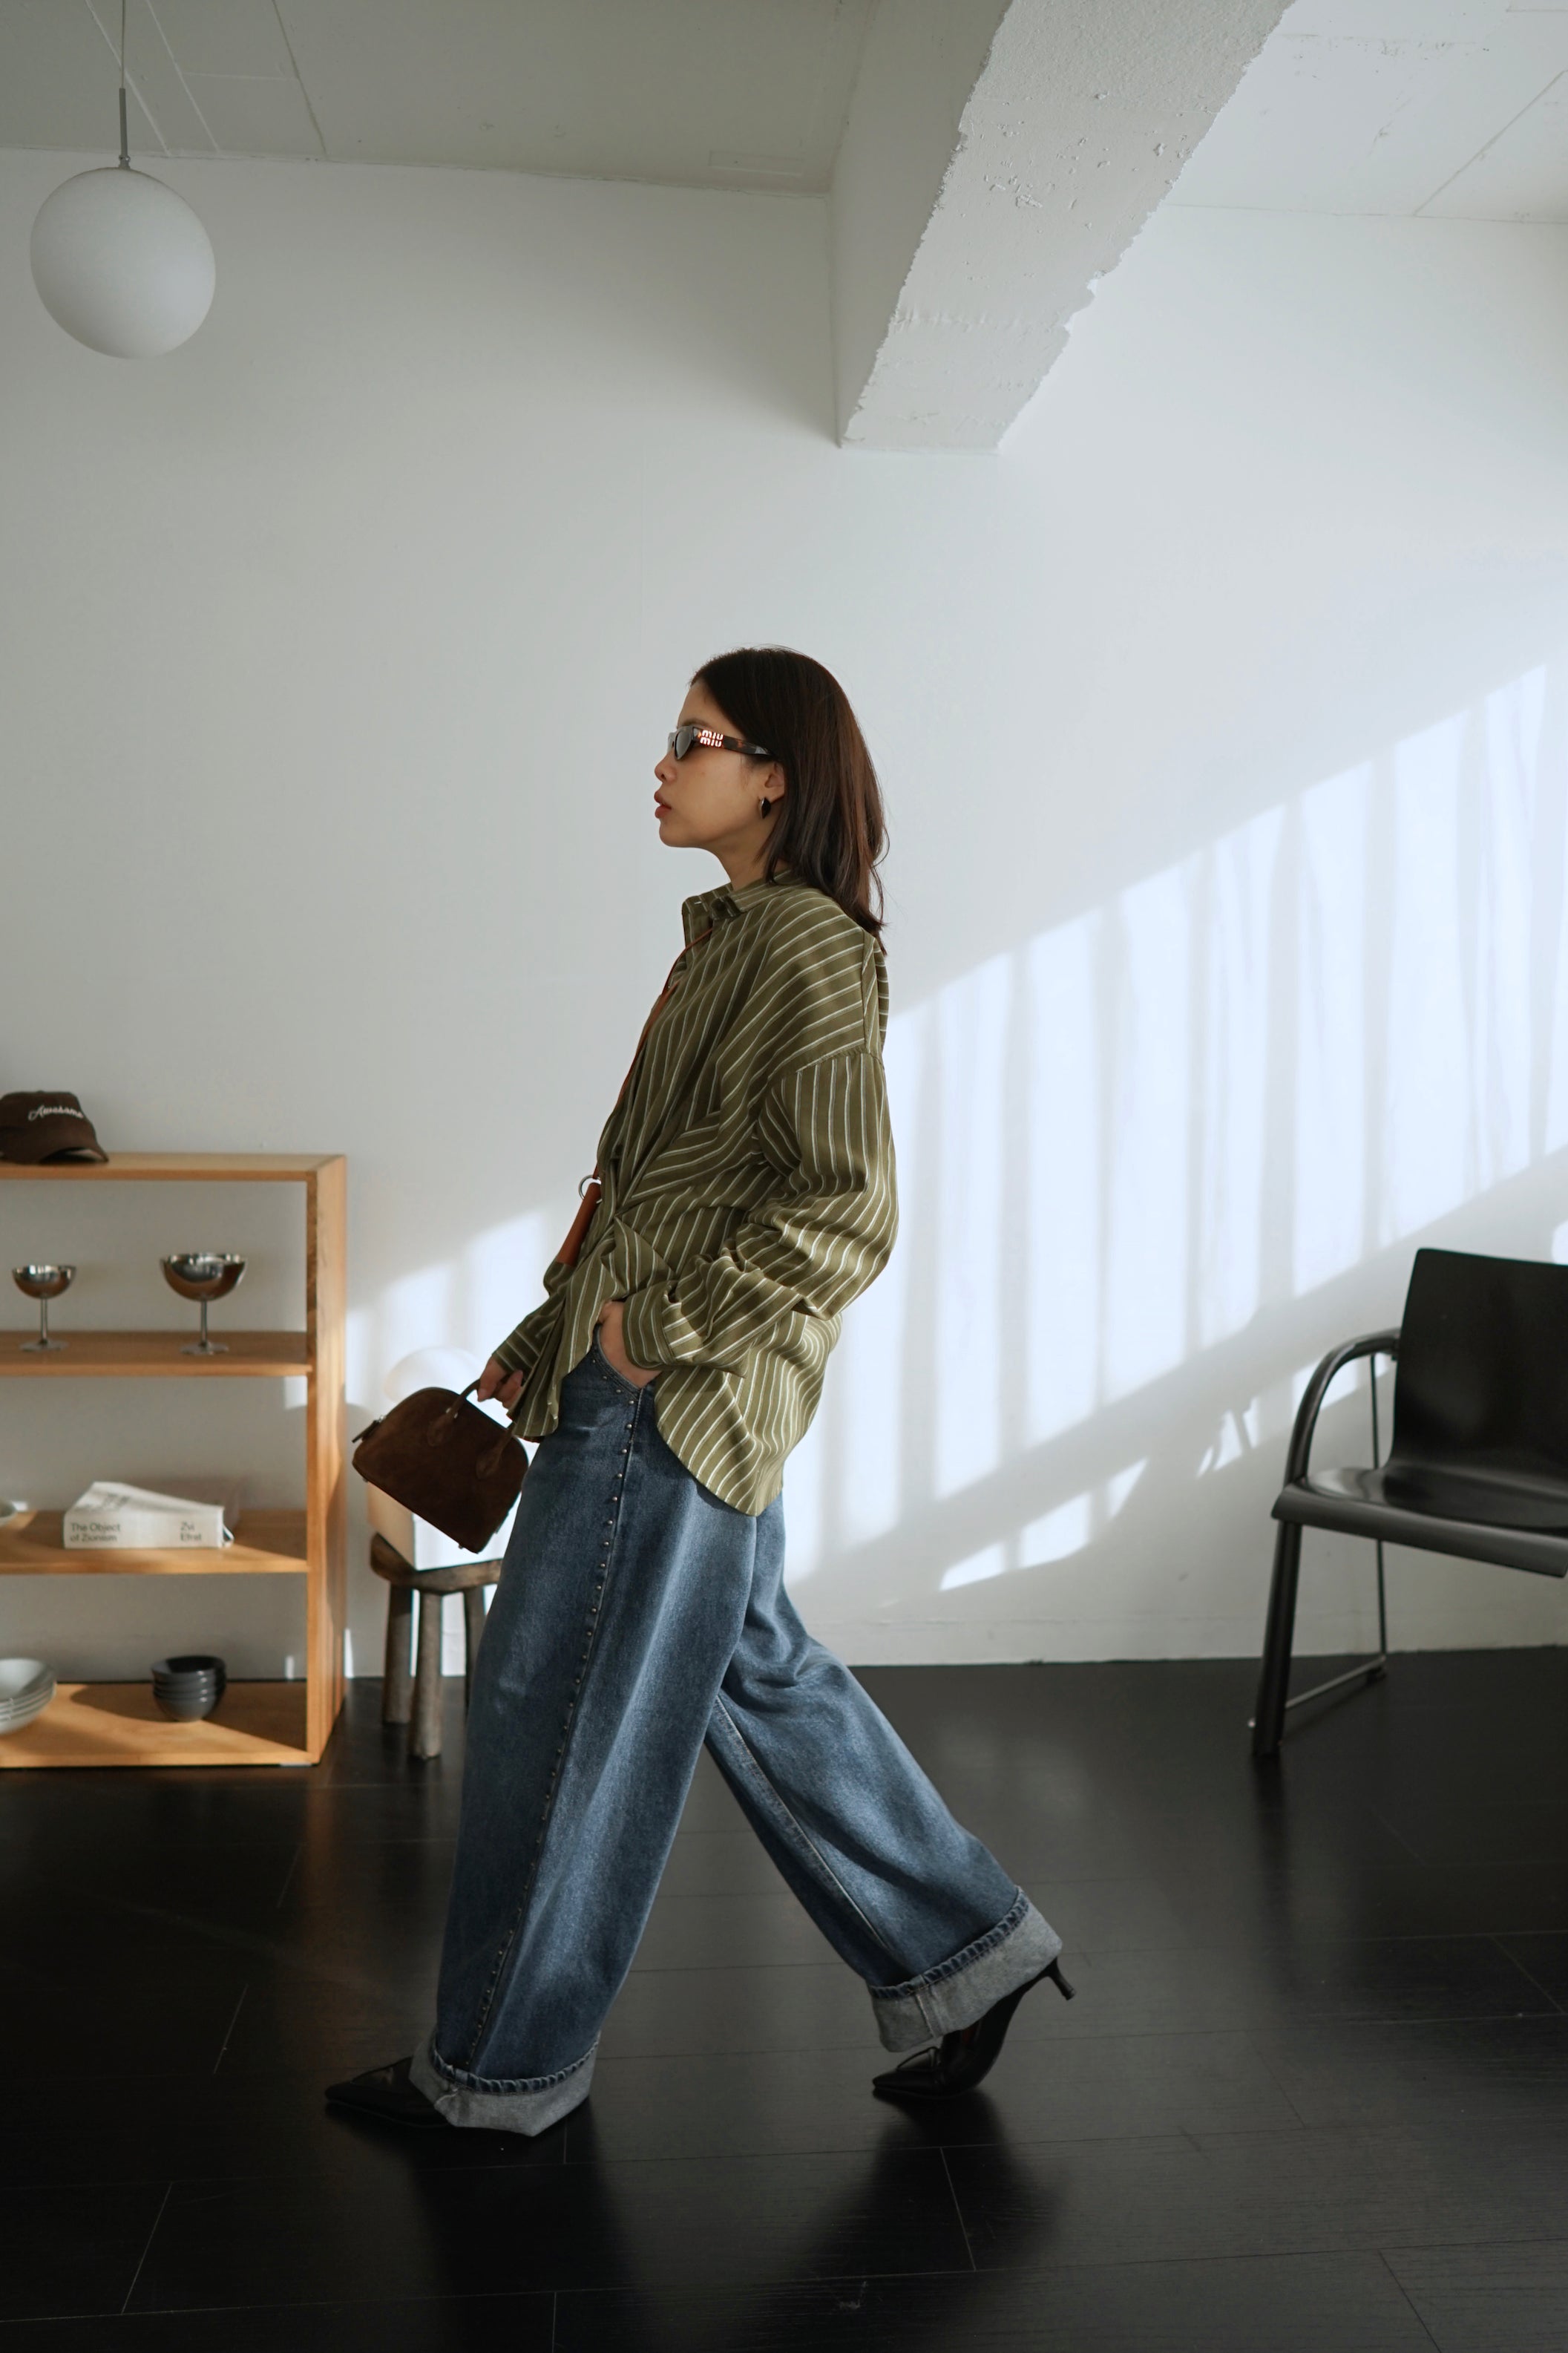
[493, 870, 897, 1515]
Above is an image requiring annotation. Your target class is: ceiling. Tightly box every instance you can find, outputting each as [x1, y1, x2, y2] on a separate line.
[1170, 0, 1568, 218]
[0, 0, 873, 193]
[10, 0, 1568, 221]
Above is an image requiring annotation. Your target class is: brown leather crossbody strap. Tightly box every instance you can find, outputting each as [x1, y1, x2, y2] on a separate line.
[554, 926, 714, 1271]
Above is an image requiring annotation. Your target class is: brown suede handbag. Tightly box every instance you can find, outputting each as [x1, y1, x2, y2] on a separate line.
[352, 1381, 527, 1554]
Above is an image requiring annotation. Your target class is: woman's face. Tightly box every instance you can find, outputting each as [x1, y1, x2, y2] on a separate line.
[652, 681, 784, 857]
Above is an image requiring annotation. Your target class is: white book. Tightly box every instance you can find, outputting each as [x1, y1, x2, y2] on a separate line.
[64, 1481, 236, 1551]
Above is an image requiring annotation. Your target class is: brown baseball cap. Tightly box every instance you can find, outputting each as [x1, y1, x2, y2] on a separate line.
[0, 1091, 108, 1164]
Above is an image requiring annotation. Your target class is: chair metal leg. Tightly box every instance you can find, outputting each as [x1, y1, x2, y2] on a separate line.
[1253, 1344, 1397, 1754]
[1251, 1519, 1302, 1758]
[382, 1581, 414, 1725]
[1369, 1540, 1389, 1681]
[410, 1588, 445, 1761]
[1370, 1364, 1390, 1678]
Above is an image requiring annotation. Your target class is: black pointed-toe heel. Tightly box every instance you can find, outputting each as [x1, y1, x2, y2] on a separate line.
[872, 1956, 1075, 2102]
[325, 2055, 449, 2130]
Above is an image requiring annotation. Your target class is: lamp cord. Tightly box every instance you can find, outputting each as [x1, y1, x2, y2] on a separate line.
[117, 0, 129, 167]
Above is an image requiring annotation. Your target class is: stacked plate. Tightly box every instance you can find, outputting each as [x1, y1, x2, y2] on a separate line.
[151, 1655, 227, 1721]
[0, 1657, 56, 1735]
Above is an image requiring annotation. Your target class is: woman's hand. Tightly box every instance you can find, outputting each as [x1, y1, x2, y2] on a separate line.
[476, 1355, 525, 1412]
[597, 1298, 659, 1388]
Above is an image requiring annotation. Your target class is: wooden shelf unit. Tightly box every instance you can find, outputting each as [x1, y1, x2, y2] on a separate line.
[0, 1681, 309, 1770]
[0, 1508, 307, 1576]
[0, 1153, 345, 1767]
[0, 1332, 309, 1377]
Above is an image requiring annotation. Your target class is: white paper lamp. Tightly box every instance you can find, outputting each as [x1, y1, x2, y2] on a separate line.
[31, 166, 214, 359]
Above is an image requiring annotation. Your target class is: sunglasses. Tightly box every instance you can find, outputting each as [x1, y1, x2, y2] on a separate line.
[667, 723, 775, 762]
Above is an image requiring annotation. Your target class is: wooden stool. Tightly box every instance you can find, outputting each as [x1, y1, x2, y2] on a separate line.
[370, 1531, 502, 1761]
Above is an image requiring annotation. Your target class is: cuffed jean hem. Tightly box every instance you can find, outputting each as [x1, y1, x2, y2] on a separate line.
[869, 1892, 1063, 2052]
[410, 2032, 596, 2136]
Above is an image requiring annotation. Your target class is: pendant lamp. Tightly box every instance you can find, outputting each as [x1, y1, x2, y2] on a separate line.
[30, 1, 214, 359]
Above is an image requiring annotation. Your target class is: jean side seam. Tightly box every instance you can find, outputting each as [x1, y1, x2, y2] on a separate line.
[708, 1692, 902, 1969]
[464, 1388, 645, 2063]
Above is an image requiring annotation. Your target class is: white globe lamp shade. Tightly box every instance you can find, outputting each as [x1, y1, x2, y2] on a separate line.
[30, 166, 214, 359]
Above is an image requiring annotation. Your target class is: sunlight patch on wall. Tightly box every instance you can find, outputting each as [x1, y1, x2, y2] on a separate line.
[957, 1453, 1148, 1591]
[939, 1542, 1008, 1592]
[1198, 806, 1281, 1350]
[344, 1208, 552, 1410]
[935, 955, 1011, 1496]
[1104, 861, 1190, 1400]
[1106, 1458, 1147, 1516]
[1197, 1403, 1260, 1476]
[1019, 1493, 1091, 1567]
[823, 659, 1566, 1604]
[1295, 762, 1369, 1294]
[465, 1212, 551, 1364]
[1386, 713, 1471, 1236]
[839, 1007, 928, 1544]
[380, 1264, 455, 1387]
[1026, 916, 1100, 1443]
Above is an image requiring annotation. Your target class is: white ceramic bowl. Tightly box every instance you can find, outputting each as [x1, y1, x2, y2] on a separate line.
[0, 1657, 51, 1704]
[0, 1695, 54, 1729]
[0, 1659, 55, 1734]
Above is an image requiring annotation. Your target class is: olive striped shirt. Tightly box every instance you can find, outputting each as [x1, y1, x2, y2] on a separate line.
[493, 871, 897, 1514]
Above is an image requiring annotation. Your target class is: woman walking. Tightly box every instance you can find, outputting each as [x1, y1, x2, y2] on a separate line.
[329, 647, 1069, 2136]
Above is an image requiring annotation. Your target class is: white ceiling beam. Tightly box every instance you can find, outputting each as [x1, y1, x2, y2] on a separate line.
[833, 0, 1290, 451]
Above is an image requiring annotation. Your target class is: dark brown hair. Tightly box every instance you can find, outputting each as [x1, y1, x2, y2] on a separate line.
[694, 647, 887, 939]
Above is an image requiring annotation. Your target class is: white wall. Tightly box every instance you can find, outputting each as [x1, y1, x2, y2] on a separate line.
[4, 148, 1568, 1678]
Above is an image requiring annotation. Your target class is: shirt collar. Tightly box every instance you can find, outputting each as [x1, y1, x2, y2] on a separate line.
[681, 869, 801, 943]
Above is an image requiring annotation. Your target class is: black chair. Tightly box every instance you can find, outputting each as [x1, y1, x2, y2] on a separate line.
[1252, 1247, 1568, 1757]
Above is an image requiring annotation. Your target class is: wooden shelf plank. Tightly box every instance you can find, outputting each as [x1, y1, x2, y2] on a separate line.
[0, 1681, 311, 1767]
[0, 1154, 338, 1182]
[0, 1508, 307, 1576]
[0, 1332, 309, 1376]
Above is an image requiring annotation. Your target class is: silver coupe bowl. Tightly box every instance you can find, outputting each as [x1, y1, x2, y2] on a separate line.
[11, 1264, 75, 1302]
[161, 1253, 246, 1355]
[160, 1253, 246, 1303]
[11, 1263, 74, 1352]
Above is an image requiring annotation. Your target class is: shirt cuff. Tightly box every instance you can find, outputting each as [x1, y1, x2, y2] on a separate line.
[492, 1326, 541, 1378]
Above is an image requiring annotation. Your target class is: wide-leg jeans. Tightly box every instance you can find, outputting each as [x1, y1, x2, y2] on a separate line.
[412, 1337, 1060, 2133]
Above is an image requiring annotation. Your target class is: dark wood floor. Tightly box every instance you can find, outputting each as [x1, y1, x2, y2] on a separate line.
[4, 1651, 1568, 2349]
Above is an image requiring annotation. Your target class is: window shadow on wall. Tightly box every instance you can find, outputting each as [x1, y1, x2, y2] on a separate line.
[787, 655, 1568, 1646]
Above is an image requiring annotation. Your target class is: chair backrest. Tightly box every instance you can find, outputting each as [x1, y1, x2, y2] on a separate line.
[1393, 1248, 1568, 1482]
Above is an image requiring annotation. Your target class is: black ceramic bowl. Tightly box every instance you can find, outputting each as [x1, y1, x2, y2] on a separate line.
[152, 1654, 226, 1686]
[151, 1655, 226, 1721]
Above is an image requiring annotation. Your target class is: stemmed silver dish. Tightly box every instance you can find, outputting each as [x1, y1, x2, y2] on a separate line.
[160, 1254, 246, 1355]
[12, 1264, 74, 1352]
